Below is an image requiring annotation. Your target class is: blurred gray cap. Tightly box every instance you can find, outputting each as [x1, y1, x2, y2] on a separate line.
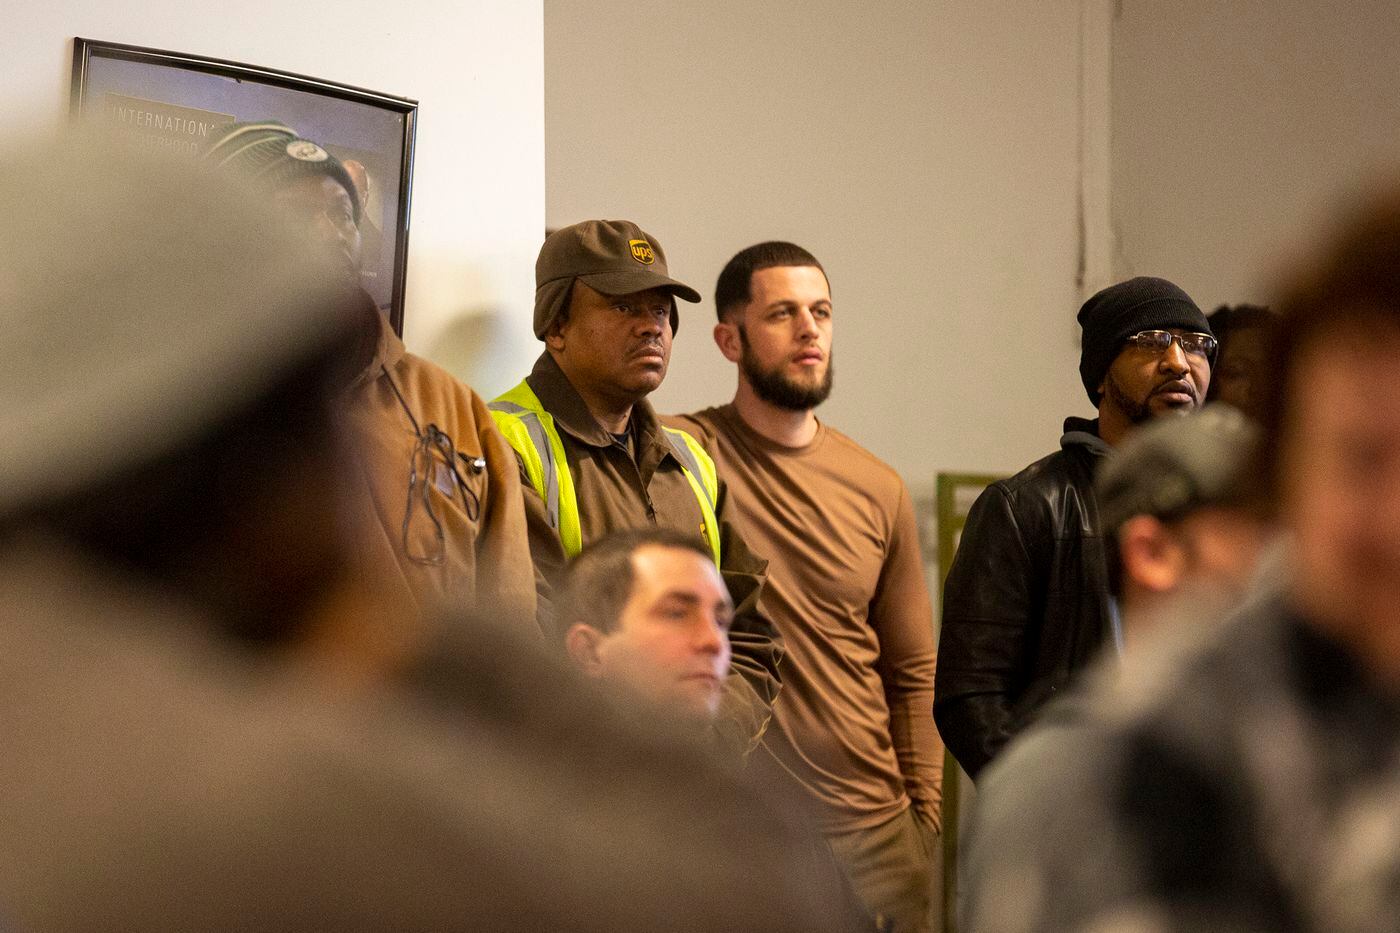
[1096, 404, 1258, 535]
[0, 130, 348, 516]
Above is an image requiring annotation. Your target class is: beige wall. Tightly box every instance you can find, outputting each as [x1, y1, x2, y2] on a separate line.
[545, 0, 1108, 489]
[1112, 0, 1400, 308]
[3, 0, 545, 394]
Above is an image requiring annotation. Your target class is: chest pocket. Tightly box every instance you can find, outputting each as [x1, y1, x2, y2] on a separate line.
[402, 422, 484, 567]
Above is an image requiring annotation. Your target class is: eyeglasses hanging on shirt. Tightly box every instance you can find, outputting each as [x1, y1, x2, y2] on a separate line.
[384, 367, 484, 566]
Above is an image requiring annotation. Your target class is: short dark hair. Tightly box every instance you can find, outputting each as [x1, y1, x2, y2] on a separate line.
[1206, 304, 1279, 406]
[1252, 192, 1400, 510]
[713, 241, 827, 321]
[557, 528, 714, 640]
[1207, 303, 1276, 340]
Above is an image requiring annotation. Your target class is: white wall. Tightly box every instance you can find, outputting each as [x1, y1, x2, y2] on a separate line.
[1112, 0, 1400, 308]
[545, 0, 1106, 489]
[2, 0, 544, 394]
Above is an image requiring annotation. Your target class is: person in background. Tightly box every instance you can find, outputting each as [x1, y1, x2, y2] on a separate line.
[559, 528, 733, 722]
[937, 276, 1216, 780]
[489, 219, 782, 753]
[340, 157, 387, 305]
[205, 122, 536, 661]
[669, 241, 942, 933]
[1206, 303, 1278, 418]
[962, 187, 1400, 933]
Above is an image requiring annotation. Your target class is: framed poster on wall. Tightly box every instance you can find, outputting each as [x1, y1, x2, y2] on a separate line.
[70, 37, 417, 335]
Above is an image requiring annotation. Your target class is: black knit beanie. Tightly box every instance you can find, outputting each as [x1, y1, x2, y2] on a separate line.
[203, 122, 361, 224]
[1077, 276, 1213, 405]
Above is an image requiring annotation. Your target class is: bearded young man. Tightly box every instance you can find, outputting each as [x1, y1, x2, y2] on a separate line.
[936, 276, 1215, 781]
[669, 241, 943, 933]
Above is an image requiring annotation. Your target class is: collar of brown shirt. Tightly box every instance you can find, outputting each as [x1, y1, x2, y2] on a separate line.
[525, 351, 681, 487]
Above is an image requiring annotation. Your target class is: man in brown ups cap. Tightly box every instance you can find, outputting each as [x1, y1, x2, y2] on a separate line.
[205, 121, 537, 660]
[490, 220, 783, 752]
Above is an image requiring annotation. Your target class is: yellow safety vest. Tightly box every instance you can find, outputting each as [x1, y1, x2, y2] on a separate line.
[488, 380, 722, 564]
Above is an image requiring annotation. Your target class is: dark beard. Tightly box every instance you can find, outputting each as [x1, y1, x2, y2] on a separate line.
[739, 328, 833, 411]
[1103, 372, 1151, 425]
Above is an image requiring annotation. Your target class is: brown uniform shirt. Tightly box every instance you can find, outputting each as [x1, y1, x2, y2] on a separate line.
[669, 405, 943, 833]
[341, 309, 537, 653]
[514, 354, 784, 750]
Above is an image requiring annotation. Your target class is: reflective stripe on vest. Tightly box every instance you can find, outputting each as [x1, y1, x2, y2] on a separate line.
[488, 380, 722, 564]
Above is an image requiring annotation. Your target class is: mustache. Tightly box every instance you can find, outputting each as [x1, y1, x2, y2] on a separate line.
[1151, 378, 1198, 401]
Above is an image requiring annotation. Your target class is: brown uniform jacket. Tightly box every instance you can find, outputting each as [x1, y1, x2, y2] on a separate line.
[512, 353, 784, 750]
[341, 308, 537, 654]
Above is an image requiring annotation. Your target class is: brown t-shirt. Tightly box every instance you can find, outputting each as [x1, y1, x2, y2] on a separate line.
[669, 405, 943, 833]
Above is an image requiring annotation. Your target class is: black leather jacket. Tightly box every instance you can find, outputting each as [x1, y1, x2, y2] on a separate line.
[935, 417, 1113, 780]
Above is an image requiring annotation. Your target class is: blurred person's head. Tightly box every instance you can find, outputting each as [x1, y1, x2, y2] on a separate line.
[1255, 190, 1400, 686]
[1098, 405, 1267, 637]
[560, 528, 733, 719]
[1078, 277, 1217, 446]
[712, 241, 833, 412]
[0, 131, 363, 648]
[205, 122, 363, 282]
[533, 220, 701, 412]
[1206, 303, 1278, 417]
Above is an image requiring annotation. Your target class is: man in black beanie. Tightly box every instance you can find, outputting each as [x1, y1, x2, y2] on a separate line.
[935, 276, 1215, 780]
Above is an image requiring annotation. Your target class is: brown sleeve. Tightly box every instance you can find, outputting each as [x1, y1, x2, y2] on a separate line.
[872, 483, 945, 831]
[504, 446, 568, 640]
[469, 391, 540, 636]
[665, 411, 785, 756]
[712, 476, 786, 758]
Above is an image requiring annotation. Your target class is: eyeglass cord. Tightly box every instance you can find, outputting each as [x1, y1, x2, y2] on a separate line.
[383, 365, 483, 566]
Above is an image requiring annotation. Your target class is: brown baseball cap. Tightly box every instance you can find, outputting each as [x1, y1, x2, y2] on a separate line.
[533, 219, 702, 339]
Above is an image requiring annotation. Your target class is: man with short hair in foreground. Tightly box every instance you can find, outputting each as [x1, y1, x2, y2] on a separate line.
[1095, 403, 1270, 636]
[560, 528, 734, 721]
[963, 190, 1400, 933]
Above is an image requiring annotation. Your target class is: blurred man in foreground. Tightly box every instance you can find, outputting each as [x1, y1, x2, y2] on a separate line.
[1095, 403, 1270, 639]
[963, 405, 1269, 928]
[560, 528, 734, 722]
[963, 192, 1400, 932]
[0, 135, 873, 933]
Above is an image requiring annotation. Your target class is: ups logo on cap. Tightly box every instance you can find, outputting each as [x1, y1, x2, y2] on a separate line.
[628, 239, 656, 265]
